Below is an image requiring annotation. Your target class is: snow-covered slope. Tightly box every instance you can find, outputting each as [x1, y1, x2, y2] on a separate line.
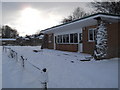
[2, 46, 118, 88]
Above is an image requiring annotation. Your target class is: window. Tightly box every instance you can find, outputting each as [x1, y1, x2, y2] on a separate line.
[70, 34, 74, 43]
[66, 34, 69, 43]
[63, 35, 66, 43]
[57, 35, 60, 43]
[55, 36, 57, 43]
[57, 35, 62, 43]
[88, 28, 96, 41]
[79, 33, 82, 43]
[63, 34, 69, 43]
[70, 33, 78, 43]
[56, 33, 78, 44]
[94, 30, 97, 40]
[59, 35, 62, 43]
[56, 35, 63, 43]
[74, 33, 78, 43]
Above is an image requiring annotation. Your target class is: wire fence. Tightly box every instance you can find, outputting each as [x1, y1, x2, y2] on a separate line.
[2, 46, 48, 89]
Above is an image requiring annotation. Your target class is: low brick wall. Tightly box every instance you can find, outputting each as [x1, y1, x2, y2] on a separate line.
[56, 44, 78, 52]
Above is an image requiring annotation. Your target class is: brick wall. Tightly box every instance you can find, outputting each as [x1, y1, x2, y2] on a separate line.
[43, 33, 54, 49]
[83, 22, 120, 58]
[107, 22, 120, 58]
[43, 34, 48, 48]
[56, 44, 78, 52]
[82, 25, 96, 55]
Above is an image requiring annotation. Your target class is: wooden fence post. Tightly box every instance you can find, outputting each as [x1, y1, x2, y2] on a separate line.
[20, 56, 25, 68]
[41, 68, 48, 90]
[15, 52, 18, 62]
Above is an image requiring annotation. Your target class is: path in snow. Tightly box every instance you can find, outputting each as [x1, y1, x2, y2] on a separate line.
[2, 46, 118, 88]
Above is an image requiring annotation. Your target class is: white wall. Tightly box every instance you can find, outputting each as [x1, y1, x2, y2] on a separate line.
[54, 28, 82, 36]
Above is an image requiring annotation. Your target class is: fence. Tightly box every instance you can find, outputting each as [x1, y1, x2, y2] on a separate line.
[2, 46, 48, 89]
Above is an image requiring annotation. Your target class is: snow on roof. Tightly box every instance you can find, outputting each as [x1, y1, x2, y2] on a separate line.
[37, 35, 44, 39]
[41, 13, 120, 34]
[30, 36, 35, 38]
[0, 38, 16, 41]
[24, 38, 29, 40]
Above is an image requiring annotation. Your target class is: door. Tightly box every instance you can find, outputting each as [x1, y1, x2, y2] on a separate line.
[78, 29, 83, 52]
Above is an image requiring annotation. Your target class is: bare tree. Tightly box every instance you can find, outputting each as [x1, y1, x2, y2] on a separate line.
[91, 0, 120, 15]
[61, 7, 89, 24]
[62, 15, 73, 23]
[72, 7, 88, 20]
[2, 25, 19, 38]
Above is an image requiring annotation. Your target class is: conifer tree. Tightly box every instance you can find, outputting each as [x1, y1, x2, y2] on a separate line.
[94, 21, 108, 60]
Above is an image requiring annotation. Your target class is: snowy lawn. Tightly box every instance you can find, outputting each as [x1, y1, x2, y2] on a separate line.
[2, 46, 118, 88]
[0, 46, 2, 89]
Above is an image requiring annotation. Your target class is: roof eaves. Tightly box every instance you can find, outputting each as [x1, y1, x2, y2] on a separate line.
[41, 13, 120, 33]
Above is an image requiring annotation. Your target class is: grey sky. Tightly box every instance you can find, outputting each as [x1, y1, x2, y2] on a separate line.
[2, 2, 93, 36]
[0, 2, 2, 26]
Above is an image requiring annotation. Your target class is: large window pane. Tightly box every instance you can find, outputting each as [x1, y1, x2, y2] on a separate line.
[79, 33, 82, 43]
[63, 35, 66, 43]
[89, 30, 94, 40]
[57, 35, 60, 43]
[89, 28, 96, 41]
[74, 33, 78, 43]
[66, 34, 69, 43]
[70, 34, 74, 43]
[60, 35, 62, 43]
[57, 35, 63, 43]
[55, 36, 57, 43]
[70, 33, 78, 43]
[94, 30, 96, 40]
[63, 34, 69, 43]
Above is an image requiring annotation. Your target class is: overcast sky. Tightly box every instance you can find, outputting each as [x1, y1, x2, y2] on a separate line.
[1, 2, 93, 36]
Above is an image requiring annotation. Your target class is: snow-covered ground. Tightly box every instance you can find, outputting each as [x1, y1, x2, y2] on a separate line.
[0, 46, 2, 89]
[2, 46, 118, 88]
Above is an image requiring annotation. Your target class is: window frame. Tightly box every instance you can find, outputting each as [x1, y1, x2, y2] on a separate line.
[56, 33, 79, 44]
[73, 33, 78, 43]
[79, 33, 83, 43]
[88, 28, 96, 42]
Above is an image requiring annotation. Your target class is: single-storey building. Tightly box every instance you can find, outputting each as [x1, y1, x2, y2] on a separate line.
[0, 38, 16, 45]
[40, 13, 120, 59]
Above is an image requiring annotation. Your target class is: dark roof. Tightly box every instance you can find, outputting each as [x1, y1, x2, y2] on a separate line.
[41, 13, 120, 33]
